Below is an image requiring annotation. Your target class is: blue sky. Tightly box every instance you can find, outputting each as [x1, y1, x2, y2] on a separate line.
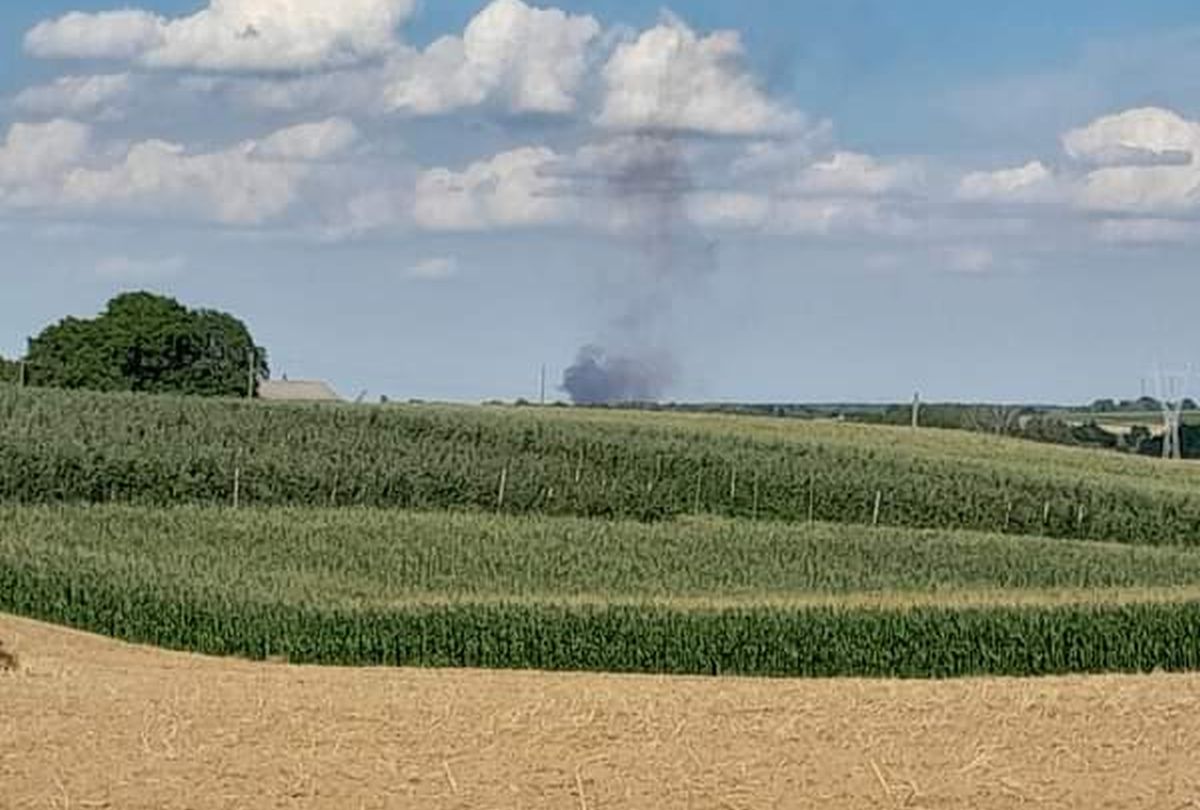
[4, 1, 1200, 403]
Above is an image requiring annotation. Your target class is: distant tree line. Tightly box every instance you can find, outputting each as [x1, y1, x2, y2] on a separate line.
[1086, 397, 1200, 412]
[4, 292, 267, 398]
[568, 401, 876, 419]
[583, 400, 1197, 459]
[821, 402, 1196, 458]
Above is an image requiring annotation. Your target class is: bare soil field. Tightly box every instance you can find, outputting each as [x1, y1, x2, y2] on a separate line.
[3, 613, 1199, 810]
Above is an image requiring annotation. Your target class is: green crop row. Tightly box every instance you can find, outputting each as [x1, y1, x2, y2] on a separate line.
[4, 504, 1200, 678]
[4, 552, 1200, 678]
[8, 505, 1200, 602]
[4, 386, 1200, 543]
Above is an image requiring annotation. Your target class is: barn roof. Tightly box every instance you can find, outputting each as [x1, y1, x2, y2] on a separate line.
[258, 380, 341, 402]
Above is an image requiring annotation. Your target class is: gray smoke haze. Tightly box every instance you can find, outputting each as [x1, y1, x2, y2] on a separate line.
[561, 130, 717, 404]
[562, 344, 672, 404]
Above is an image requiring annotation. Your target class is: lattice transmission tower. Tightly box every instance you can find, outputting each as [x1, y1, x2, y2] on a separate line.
[1152, 364, 1191, 460]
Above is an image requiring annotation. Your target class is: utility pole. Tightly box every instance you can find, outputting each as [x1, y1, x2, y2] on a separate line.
[911, 391, 921, 429]
[540, 364, 547, 406]
[246, 348, 257, 399]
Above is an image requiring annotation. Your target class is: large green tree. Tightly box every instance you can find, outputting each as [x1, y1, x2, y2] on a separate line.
[25, 292, 268, 397]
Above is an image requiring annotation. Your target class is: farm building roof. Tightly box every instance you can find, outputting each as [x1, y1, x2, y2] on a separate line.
[258, 380, 341, 402]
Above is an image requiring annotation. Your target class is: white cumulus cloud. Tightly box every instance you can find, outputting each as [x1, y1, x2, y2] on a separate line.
[413, 146, 567, 231]
[25, 10, 165, 60]
[597, 14, 801, 135]
[180, 0, 601, 118]
[385, 0, 600, 115]
[796, 151, 922, 197]
[1062, 107, 1200, 167]
[0, 119, 92, 207]
[253, 118, 359, 161]
[957, 161, 1058, 203]
[25, 0, 416, 72]
[14, 74, 133, 119]
[0, 119, 91, 186]
[1075, 164, 1200, 214]
[952, 106, 1200, 239]
[1065, 108, 1200, 215]
[0, 118, 356, 226]
[730, 127, 837, 177]
[61, 139, 305, 225]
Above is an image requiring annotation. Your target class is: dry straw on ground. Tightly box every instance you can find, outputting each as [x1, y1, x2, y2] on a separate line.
[3, 612, 1200, 809]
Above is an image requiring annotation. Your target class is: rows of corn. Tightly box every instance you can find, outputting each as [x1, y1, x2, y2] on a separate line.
[8, 505, 1200, 599]
[4, 553, 1200, 678]
[4, 386, 1200, 544]
[3, 504, 1200, 677]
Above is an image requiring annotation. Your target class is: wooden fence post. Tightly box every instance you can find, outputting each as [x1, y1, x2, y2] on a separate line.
[752, 471, 760, 520]
[231, 447, 243, 509]
[807, 472, 815, 524]
[497, 466, 508, 510]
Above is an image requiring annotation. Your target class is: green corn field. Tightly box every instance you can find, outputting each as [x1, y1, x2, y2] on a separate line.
[3, 504, 1200, 678]
[8, 505, 1200, 600]
[4, 386, 1200, 544]
[6, 386, 1200, 677]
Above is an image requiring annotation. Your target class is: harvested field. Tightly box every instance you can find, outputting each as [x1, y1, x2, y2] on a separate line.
[3, 613, 1199, 810]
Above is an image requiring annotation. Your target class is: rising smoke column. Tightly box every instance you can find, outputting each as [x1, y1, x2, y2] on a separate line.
[560, 130, 716, 404]
[561, 344, 669, 404]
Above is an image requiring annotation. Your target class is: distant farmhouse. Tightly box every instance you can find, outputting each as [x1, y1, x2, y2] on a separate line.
[258, 379, 341, 402]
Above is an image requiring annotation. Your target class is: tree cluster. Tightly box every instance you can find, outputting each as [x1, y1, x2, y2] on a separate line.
[1088, 397, 1200, 412]
[22, 292, 267, 398]
[0, 355, 19, 385]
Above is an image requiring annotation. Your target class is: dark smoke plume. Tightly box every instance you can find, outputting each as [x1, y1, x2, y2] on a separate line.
[562, 345, 673, 404]
[560, 131, 717, 405]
